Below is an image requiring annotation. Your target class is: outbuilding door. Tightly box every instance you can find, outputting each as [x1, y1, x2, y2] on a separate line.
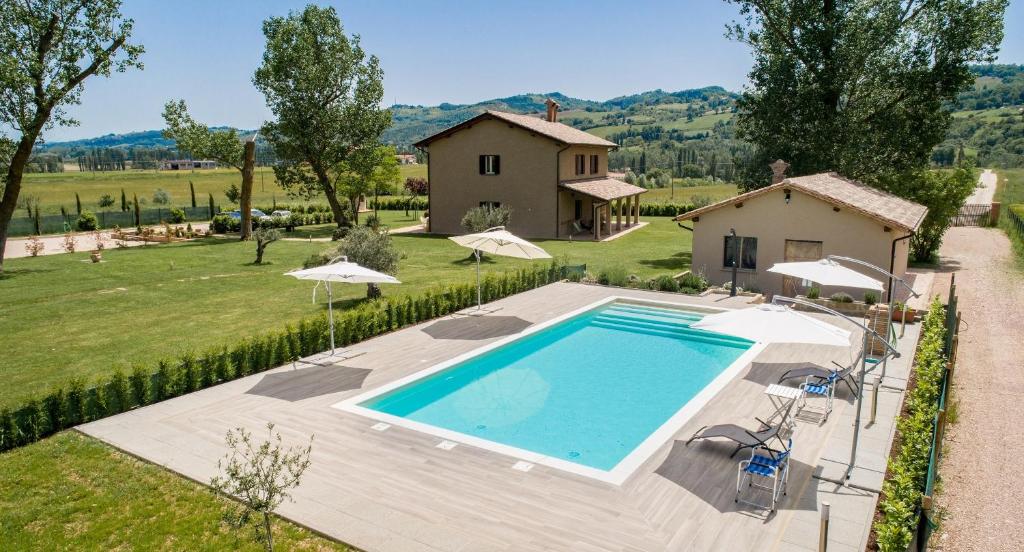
[782, 239, 823, 296]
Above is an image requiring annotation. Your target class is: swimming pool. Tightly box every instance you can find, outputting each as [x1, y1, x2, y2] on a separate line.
[337, 298, 765, 484]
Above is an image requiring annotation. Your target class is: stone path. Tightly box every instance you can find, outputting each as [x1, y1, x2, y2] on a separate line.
[929, 224, 1024, 552]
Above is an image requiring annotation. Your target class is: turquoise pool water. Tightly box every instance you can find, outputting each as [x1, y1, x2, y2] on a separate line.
[361, 302, 753, 471]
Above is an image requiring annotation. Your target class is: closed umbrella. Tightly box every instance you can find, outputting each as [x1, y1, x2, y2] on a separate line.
[690, 303, 851, 346]
[768, 259, 884, 292]
[449, 226, 551, 310]
[285, 258, 400, 355]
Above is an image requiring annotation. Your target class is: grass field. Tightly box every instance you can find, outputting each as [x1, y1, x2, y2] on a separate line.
[0, 216, 691, 409]
[641, 182, 738, 204]
[20, 165, 429, 215]
[0, 431, 350, 551]
[995, 168, 1024, 263]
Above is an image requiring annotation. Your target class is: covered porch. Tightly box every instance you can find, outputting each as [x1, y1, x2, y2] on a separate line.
[558, 178, 647, 240]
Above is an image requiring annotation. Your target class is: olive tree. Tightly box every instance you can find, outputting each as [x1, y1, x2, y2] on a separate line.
[336, 226, 400, 298]
[0, 0, 143, 272]
[210, 423, 313, 552]
[254, 5, 391, 228]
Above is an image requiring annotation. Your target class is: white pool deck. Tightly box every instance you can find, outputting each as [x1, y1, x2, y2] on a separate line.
[80, 283, 921, 551]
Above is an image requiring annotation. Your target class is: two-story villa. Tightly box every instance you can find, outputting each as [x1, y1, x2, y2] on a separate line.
[413, 99, 646, 239]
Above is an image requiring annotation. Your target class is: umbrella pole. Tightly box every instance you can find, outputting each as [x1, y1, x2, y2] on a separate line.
[846, 328, 871, 481]
[327, 281, 335, 355]
[475, 249, 482, 310]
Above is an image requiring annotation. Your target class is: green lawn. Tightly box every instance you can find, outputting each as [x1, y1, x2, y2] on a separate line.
[641, 182, 739, 204]
[0, 216, 691, 408]
[20, 165, 428, 215]
[995, 167, 1024, 263]
[0, 431, 350, 551]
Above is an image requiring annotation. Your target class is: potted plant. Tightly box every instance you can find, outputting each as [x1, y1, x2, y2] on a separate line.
[891, 301, 917, 322]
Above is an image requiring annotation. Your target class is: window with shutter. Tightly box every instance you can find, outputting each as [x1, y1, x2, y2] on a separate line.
[480, 155, 500, 175]
[575, 154, 585, 175]
[590, 155, 599, 173]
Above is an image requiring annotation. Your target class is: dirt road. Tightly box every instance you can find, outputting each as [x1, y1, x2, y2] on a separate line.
[930, 225, 1024, 551]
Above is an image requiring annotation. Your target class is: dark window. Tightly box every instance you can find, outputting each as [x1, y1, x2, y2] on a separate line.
[590, 155, 599, 173]
[575, 154, 585, 175]
[479, 155, 500, 175]
[723, 236, 758, 270]
[574, 199, 582, 219]
[479, 201, 501, 210]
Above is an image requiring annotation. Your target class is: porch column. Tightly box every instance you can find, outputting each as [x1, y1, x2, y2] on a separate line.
[604, 204, 611, 236]
[626, 195, 634, 227]
[633, 194, 640, 225]
[594, 204, 601, 240]
[615, 198, 622, 232]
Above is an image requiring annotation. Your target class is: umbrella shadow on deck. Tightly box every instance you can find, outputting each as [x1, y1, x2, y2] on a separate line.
[245, 365, 371, 402]
[422, 316, 532, 340]
[654, 439, 817, 517]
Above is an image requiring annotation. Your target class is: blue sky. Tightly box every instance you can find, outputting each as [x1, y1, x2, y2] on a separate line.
[50, 0, 1024, 141]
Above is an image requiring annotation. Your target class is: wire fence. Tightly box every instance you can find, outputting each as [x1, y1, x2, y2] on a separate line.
[912, 275, 960, 550]
[7, 206, 217, 236]
[1007, 205, 1024, 238]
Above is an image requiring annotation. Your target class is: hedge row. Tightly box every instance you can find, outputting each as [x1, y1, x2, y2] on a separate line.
[874, 297, 948, 551]
[0, 262, 569, 452]
[632, 203, 697, 217]
[369, 196, 428, 211]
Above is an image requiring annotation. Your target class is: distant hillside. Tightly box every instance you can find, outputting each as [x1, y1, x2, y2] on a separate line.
[38, 127, 252, 153]
[937, 64, 1024, 168]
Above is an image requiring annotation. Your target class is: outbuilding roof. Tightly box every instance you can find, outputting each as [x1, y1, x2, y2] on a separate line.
[413, 110, 617, 148]
[559, 177, 647, 202]
[673, 172, 928, 232]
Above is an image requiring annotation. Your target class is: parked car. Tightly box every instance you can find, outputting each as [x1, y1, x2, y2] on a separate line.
[271, 210, 292, 218]
[227, 209, 271, 221]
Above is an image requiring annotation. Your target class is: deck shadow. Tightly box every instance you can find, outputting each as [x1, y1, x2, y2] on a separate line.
[655, 439, 817, 515]
[245, 365, 371, 402]
[421, 315, 531, 340]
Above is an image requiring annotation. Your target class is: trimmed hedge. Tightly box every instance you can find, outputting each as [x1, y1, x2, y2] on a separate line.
[874, 297, 948, 551]
[0, 261, 570, 452]
[369, 196, 428, 211]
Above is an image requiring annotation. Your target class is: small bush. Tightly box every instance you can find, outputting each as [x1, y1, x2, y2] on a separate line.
[863, 291, 878, 305]
[597, 266, 629, 287]
[129, 365, 148, 407]
[829, 291, 854, 303]
[24, 236, 44, 257]
[807, 287, 821, 299]
[168, 207, 186, 224]
[679, 271, 709, 292]
[654, 274, 680, 292]
[76, 211, 99, 231]
[331, 226, 350, 241]
[211, 214, 239, 233]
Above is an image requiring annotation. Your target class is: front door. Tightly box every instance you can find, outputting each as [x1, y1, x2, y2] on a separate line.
[782, 239, 823, 296]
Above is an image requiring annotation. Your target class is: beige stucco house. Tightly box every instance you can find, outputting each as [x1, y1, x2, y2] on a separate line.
[674, 167, 928, 299]
[414, 100, 646, 239]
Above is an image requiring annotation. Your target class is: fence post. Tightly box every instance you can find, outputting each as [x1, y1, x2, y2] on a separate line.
[990, 201, 1001, 226]
[869, 375, 881, 426]
[818, 502, 830, 552]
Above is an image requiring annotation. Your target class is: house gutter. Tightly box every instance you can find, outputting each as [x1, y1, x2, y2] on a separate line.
[555, 143, 571, 238]
[888, 231, 914, 303]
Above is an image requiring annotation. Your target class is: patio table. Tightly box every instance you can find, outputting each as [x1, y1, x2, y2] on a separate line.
[763, 383, 803, 431]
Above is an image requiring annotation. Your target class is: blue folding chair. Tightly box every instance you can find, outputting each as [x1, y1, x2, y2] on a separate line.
[798, 370, 841, 424]
[735, 438, 792, 512]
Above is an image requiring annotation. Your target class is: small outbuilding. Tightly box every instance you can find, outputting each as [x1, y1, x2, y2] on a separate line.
[674, 163, 928, 298]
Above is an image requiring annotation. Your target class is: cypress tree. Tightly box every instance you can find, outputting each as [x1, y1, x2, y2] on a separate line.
[189, 180, 197, 208]
[132, 194, 141, 227]
[208, 193, 215, 219]
[75, 193, 82, 214]
[120, 188, 127, 211]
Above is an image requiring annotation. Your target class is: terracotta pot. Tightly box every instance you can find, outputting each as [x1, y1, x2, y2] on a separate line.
[892, 309, 916, 323]
[90, 251, 102, 263]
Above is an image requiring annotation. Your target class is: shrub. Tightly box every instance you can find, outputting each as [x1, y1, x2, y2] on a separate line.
[597, 266, 629, 287]
[24, 236, 44, 257]
[331, 226, 350, 241]
[807, 287, 821, 299]
[654, 274, 680, 292]
[152, 189, 171, 205]
[76, 211, 99, 231]
[679, 271, 709, 292]
[863, 291, 878, 305]
[211, 214, 239, 233]
[168, 207, 186, 224]
[129, 365, 148, 407]
[461, 205, 511, 233]
[829, 291, 854, 303]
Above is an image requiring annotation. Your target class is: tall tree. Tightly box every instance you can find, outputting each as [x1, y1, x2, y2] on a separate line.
[339, 145, 399, 224]
[254, 5, 391, 228]
[727, 0, 1007, 189]
[162, 100, 255, 239]
[0, 0, 143, 271]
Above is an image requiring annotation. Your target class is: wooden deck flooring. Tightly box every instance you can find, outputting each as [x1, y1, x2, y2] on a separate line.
[80, 283, 901, 551]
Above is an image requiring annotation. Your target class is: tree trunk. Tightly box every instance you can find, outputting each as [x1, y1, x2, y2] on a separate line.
[239, 140, 256, 240]
[0, 134, 41, 273]
[348, 195, 361, 226]
[262, 512, 274, 552]
[312, 166, 349, 228]
[366, 282, 381, 299]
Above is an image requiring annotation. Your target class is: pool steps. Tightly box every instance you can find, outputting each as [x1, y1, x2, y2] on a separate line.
[594, 305, 753, 349]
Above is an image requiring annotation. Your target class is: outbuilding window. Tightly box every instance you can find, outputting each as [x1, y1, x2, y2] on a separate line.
[590, 155, 599, 173]
[479, 155, 500, 175]
[723, 235, 758, 270]
[575, 154, 586, 175]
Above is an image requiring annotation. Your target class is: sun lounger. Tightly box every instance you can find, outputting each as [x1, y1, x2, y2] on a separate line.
[777, 351, 864, 396]
[685, 401, 794, 457]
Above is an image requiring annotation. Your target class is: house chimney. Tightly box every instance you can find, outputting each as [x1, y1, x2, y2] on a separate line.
[770, 159, 790, 185]
[545, 98, 560, 122]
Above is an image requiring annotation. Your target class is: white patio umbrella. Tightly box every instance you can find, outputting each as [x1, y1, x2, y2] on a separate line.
[690, 303, 852, 346]
[768, 259, 884, 292]
[449, 226, 551, 310]
[285, 258, 400, 355]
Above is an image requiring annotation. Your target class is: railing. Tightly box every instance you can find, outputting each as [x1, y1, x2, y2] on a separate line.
[951, 203, 992, 227]
[1007, 206, 1024, 238]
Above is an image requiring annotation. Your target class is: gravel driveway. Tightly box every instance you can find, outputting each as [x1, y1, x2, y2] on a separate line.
[930, 225, 1024, 551]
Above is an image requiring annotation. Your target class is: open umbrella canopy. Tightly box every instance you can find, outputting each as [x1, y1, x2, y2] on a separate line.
[285, 260, 400, 284]
[691, 303, 852, 346]
[767, 259, 883, 291]
[449, 227, 552, 260]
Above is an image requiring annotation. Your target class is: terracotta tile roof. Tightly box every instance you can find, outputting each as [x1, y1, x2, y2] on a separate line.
[413, 110, 617, 148]
[559, 178, 647, 202]
[674, 172, 928, 231]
